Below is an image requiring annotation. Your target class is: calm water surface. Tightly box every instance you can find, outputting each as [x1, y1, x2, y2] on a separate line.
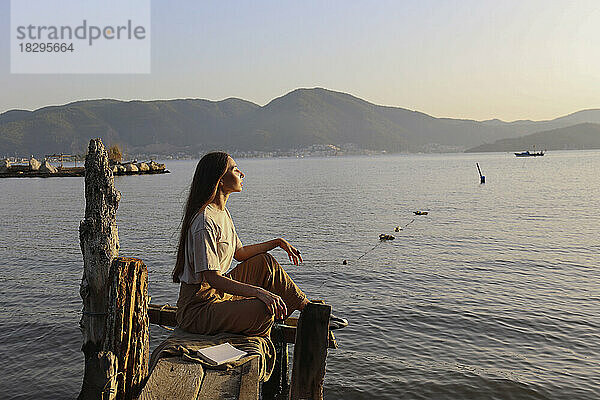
[1, 151, 599, 399]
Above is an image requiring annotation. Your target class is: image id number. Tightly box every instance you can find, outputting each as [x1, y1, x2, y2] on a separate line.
[19, 43, 74, 53]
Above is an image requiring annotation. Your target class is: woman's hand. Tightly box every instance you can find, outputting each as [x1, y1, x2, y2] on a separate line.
[278, 238, 303, 265]
[255, 288, 288, 320]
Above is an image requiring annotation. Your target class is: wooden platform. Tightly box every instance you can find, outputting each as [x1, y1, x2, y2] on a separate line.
[138, 355, 260, 400]
[144, 303, 336, 400]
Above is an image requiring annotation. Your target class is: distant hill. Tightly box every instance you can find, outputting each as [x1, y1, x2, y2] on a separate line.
[2, 88, 600, 157]
[479, 109, 600, 129]
[465, 123, 600, 152]
[0, 97, 260, 157]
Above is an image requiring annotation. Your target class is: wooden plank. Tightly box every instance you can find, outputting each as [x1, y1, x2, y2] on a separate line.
[269, 321, 337, 349]
[237, 355, 260, 400]
[274, 317, 337, 349]
[147, 306, 337, 348]
[137, 356, 259, 400]
[147, 306, 299, 329]
[148, 304, 178, 327]
[196, 367, 241, 400]
[137, 357, 204, 400]
[289, 302, 331, 400]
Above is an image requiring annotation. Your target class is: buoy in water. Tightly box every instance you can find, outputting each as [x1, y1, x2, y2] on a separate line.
[476, 162, 486, 184]
[394, 226, 402, 232]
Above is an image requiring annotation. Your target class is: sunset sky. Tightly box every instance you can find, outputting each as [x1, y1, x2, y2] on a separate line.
[1, 0, 599, 121]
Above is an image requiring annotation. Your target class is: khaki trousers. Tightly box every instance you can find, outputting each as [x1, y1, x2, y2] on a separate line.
[176, 253, 307, 337]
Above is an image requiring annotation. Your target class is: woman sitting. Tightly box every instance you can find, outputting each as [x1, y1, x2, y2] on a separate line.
[172, 152, 311, 337]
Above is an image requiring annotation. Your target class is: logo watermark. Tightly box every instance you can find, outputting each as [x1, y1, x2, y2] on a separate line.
[10, 0, 151, 74]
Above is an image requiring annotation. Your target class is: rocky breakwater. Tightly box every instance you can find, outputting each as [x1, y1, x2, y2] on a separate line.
[1, 157, 169, 178]
[0, 158, 10, 173]
[0, 157, 70, 178]
[110, 160, 169, 176]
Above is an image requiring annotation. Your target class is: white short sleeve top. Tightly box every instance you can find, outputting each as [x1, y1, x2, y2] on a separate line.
[178, 204, 243, 284]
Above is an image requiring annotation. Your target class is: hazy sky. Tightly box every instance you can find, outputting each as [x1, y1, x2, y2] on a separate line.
[1, 0, 599, 121]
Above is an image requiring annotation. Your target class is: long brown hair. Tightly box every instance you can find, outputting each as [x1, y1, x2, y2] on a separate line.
[172, 151, 230, 282]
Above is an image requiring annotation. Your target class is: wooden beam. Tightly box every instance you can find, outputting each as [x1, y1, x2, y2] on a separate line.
[138, 358, 204, 400]
[147, 304, 337, 349]
[148, 304, 177, 328]
[138, 355, 260, 400]
[289, 302, 331, 400]
[238, 355, 261, 400]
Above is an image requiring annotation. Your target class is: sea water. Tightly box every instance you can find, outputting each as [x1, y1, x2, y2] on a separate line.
[1, 151, 598, 399]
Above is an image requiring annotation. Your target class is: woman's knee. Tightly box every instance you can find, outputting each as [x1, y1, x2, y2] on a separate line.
[237, 299, 275, 336]
[247, 252, 279, 273]
[246, 252, 275, 265]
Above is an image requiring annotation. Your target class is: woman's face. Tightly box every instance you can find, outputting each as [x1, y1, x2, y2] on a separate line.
[220, 157, 244, 193]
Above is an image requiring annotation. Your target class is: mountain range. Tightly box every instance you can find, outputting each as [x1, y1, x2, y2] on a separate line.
[465, 123, 600, 152]
[1, 88, 600, 157]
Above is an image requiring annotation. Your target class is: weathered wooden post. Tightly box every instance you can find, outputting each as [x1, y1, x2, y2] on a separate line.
[263, 326, 290, 399]
[78, 138, 149, 399]
[79, 138, 121, 399]
[289, 302, 331, 400]
[103, 257, 149, 399]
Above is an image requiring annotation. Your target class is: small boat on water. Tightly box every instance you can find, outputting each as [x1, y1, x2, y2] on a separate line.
[414, 211, 428, 215]
[514, 150, 545, 157]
